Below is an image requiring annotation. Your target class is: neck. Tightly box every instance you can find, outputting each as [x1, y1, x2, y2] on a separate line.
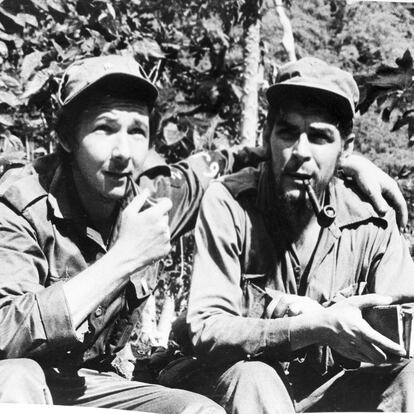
[277, 198, 318, 244]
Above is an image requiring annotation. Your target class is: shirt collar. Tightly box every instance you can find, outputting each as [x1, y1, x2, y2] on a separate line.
[47, 161, 87, 221]
[329, 178, 388, 228]
[256, 163, 388, 231]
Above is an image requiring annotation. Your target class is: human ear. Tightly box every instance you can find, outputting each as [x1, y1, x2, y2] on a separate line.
[341, 133, 354, 160]
[58, 133, 72, 153]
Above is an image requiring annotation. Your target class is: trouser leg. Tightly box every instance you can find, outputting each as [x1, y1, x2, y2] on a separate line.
[303, 359, 414, 412]
[213, 360, 295, 414]
[379, 359, 414, 412]
[160, 358, 295, 414]
[0, 358, 52, 404]
[46, 367, 224, 413]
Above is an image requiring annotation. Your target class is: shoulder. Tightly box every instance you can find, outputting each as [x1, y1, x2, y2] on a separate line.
[220, 165, 261, 199]
[332, 178, 391, 229]
[0, 154, 59, 214]
[199, 179, 250, 231]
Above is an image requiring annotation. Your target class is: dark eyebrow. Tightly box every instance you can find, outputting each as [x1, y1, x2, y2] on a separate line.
[94, 114, 118, 123]
[275, 119, 298, 130]
[131, 119, 149, 133]
[308, 124, 336, 136]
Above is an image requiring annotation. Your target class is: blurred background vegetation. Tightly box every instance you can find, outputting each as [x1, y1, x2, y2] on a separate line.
[0, 0, 413, 375]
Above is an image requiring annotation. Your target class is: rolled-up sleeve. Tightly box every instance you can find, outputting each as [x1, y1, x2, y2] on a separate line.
[187, 183, 291, 364]
[0, 203, 79, 359]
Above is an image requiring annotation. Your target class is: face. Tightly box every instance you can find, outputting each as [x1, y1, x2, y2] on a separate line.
[269, 101, 353, 205]
[66, 97, 150, 203]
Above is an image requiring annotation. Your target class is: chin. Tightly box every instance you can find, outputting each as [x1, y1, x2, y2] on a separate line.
[282, 187, 303, 202]
[98, 184, 127, 201]
[105, 190, 126, 200]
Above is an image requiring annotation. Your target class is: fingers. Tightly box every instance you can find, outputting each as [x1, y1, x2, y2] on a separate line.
[345, 293, 393, 309]
[360, 321, 406, 357]
[126, 188, 150, 213]
[351, 342, 388, 365]
[360, 180, 389, 216]
[381, 178, 408, 229]
[150, 197, 173, 216]
[352, 173, 388, 216]
[341, 154, 408, 228]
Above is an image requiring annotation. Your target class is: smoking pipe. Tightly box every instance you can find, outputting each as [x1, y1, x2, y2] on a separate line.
[303, 179, 336, 228]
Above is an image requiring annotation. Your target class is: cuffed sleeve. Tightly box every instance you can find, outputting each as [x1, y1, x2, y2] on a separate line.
[36, 281, 78, 347]
[187, 183, 292, 364]
[0, 203, 79, 359]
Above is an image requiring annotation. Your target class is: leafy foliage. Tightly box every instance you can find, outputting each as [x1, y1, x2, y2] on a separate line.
[357, 50, 414, 146]
[0, 0, 278, 166]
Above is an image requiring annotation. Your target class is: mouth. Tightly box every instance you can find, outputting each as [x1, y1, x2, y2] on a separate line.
[103, 171, 131, 180]
[284, 171, 312, 181]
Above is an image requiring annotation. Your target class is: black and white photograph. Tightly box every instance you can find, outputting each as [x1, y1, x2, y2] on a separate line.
[0, 0, 413, 413]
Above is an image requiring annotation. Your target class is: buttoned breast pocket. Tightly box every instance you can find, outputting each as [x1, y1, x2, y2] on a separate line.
[240, 273, 269, 319]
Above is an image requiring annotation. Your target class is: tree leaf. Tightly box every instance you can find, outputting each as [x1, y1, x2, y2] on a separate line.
[163, 122, 186, 146]
[396, 49, 413, 71]
[21, 69, 50, 100]
[0, 132, 24, 152]
[51, 38, 64, 57]
[29, 0, 49, 12]
[20, 50, 44, 82]
[97, 10, 118, 38]
[46, 0, 65, 14]
[0, 32, 16, 42]
[0, 39, 7, 58]
[21, 13, 38, 28]
[0, 90, 19, 107]
[230, 82, 242, 100]
[1, 73, 20, 90]
[0, 7, 25, 32]
[132, 38, 165, 60]
[0, 113, 13, 127]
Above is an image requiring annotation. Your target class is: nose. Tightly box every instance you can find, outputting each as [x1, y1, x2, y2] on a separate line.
[292, 132, 311, 162]
[112, 132, 131, 162]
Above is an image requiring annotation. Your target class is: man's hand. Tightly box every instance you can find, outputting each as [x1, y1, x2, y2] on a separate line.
[272, 294, 323, 317]
[115, 190, 172, 271]
[318, 294, 406, 364]
[64, 190, 172, 329]
[340, 154, 408, 229]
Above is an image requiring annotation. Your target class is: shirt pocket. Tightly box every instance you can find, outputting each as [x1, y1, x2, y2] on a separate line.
[240, 273, 269, 318]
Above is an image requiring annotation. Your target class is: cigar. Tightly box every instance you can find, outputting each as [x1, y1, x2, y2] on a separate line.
[303, 179, 336, 228]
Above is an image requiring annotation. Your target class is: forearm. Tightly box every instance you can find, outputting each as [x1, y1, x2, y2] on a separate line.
[63, 242, 138, 328]
[191, 312, 323, 363]
[0, 283, 80, 358]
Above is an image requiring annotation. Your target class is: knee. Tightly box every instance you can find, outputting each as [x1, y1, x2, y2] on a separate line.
[224, 360, 284, 390]
[0, 358, 45, 384]
[0, 358, 52, 404]
[394, 359, 414, 388]
[0, 358, 44, 379]
[169, 389, 225, 414]
[217, 361, 294, 414]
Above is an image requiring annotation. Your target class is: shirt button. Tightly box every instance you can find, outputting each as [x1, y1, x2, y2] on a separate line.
[294, 266, 301, 274]
[95, 305, 104, 317]
[246, 353, 252, 360]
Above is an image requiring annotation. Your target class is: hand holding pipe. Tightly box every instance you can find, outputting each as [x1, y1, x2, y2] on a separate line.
[303, 179, 336, 228]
